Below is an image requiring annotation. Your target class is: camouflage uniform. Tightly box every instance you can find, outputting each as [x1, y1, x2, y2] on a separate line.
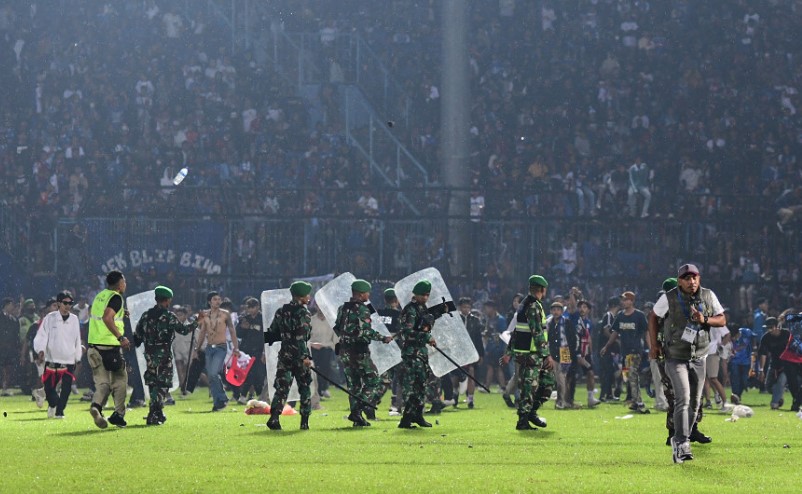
[269, 301, 313, 417]
[336, 301, 386, 417]
[508, 295, 554, 423]
[134, 306, 196, 422]
[399, 300, 432, 418]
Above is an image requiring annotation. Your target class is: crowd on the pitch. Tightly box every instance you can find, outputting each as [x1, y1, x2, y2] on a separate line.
[2, 279, 799, 423]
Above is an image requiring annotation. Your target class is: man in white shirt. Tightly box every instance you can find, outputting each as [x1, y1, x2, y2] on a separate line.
[33, 291, 82, 419]
[648, 264, 726, 464]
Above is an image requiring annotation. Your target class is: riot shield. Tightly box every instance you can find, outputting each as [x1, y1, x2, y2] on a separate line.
[127, 290, 181, 395]
[261, 289, 299, 402]
[394, 267, 479, 377]
[315, 272, 402, 375]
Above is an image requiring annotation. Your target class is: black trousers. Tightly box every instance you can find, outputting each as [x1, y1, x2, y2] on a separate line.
[44, 364, 75, 415]
[600, 352, 616, 397]
[124, 348, 145, 403]
[785, 362, 802, 409]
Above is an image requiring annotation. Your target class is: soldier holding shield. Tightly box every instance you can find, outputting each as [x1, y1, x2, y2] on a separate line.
[398, 280, 438, 429]
[134, 286, 203, 425]
[334, 279, 394, 426]
[267, 281, 314, 431]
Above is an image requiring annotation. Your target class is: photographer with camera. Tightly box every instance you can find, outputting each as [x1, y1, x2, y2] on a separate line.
[648, 264, 726, 464]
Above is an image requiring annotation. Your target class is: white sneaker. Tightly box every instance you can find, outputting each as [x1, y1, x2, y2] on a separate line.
[47, 407, 56, 419]
[678, 440, 693, 461]
[237, 396, 248, 405]
[55, 414, 65, 419]
[670, 437, 684, 464]
[33, 388, 46, 408]
[442, 399, 455, 406]
[388, 408, 401, 417]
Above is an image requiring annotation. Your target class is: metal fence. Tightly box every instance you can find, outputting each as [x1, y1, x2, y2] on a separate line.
[48, 197, 797, 309]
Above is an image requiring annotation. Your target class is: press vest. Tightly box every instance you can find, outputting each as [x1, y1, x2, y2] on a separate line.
[662, 287, 717, 360]
[513, 296, 546, 354]
[88, 289, 124, 346]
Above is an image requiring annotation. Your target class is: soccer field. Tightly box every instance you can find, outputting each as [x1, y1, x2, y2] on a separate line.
[0, 388, 799, 493]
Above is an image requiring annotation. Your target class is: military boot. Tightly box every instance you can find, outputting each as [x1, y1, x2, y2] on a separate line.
[689, 425, 712, 444]
[397, 408, 415, 429]
[425, 400, 444, 415]
[348, 410, 370, 427]
[516, 417, 533, 430]
[528, 411, 547, 428]
[363, 405, 377, 421]
[266, 410, 282, 430]
[413, 406, 432, 428]
[300, 414, 309, 430]
[146, 408, 162, 426]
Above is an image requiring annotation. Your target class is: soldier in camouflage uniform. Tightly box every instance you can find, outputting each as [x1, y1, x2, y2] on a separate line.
[267, 281, 314, 431]
[134, 286, 203, 426]
[334, 279, 394, 426]
[398, 280, 437, 429]
[503, 275, 555, 430]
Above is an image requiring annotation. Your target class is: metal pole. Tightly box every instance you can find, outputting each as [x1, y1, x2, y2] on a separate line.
[441, 0, 470, 277]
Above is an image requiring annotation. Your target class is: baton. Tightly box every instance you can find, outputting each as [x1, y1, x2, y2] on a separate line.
[309, 366, 378, 410]
[183, 326, 196, 392]
[433, 345, 490, 393]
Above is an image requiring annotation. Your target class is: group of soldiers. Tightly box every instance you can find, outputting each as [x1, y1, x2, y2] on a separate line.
[263, 278, 439, 430]
[88, 264, 729, 465]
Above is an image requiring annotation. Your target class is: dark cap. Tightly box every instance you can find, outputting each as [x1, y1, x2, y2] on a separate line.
[764, 317, 778, 328]
[245, 297, 259, 308]
[607, 296, 621, 308]
[56, 291, 74, 302]
[678, 264, 700, 278]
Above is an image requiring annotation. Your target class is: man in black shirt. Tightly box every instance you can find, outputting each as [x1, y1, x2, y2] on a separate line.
[757, 317, 789, 410]
[234, 298, 266, 404]
[602, 291, 650, 414]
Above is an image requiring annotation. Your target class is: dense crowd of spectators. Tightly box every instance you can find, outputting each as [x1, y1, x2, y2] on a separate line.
[0, 1, 801, 322]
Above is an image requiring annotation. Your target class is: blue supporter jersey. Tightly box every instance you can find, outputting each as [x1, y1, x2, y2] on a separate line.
[731, 328, 754, 366]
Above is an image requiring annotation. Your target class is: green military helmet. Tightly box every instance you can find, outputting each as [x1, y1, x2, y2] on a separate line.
[290, 281, 313, 297]
[155, 285, 173, 300]
[413, 280, 432, 295]
[351, 279, 372, 293]
[662, 277, 678, 292]
[528, 275, 548, 288]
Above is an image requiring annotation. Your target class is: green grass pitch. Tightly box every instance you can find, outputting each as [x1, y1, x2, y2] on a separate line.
[0, 387, 800, 493]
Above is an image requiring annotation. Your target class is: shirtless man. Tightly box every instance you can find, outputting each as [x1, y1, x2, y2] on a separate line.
[194, 291, 239, 411]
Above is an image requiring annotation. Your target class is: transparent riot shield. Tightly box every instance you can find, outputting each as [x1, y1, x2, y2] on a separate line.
[127, 290, 181, 395]
[394, 267, 479, 377]
[315, 273, 402, 375]
[261, 289, 299, 402]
